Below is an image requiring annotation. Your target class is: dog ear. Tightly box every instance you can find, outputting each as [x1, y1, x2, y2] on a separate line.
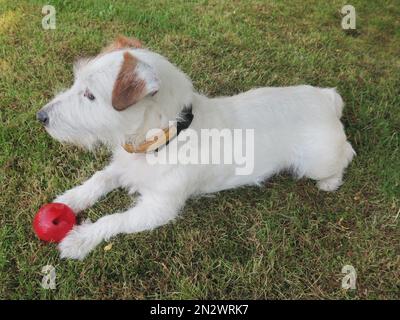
[112, 52, 160, 111]
[102, 35, 142, 54]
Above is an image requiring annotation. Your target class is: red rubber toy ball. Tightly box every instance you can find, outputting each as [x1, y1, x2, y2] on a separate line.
[33, 203, 76, 243]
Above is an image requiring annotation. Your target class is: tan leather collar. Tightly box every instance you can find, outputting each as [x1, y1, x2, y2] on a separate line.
[122, 126, 177, 153]
[122, 104, 193, 154]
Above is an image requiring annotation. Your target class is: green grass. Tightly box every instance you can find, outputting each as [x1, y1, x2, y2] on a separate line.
[0, 0, 399, 299]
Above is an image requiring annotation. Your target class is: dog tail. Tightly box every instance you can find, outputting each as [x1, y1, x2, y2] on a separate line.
[322, 88, 344, 119]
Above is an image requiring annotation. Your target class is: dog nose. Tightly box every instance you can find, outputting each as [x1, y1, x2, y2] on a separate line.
[37, 110, 49, 125]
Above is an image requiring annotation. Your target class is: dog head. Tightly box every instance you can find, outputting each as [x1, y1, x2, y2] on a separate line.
[37, 36, 193, 149]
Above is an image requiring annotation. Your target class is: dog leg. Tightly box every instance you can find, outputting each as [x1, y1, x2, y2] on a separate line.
[58, 192, 187, 260]
[54, 165, 120, 213]
[317, 173, 343, 192]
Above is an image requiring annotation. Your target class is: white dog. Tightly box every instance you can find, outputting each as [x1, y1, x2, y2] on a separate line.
[37, 36, 355, 260]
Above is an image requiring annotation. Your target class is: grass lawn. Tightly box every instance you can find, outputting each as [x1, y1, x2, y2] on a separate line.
[0, 0, 399, 299]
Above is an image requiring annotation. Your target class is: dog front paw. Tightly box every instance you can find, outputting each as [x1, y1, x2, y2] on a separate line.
[58, 221, 98, 260]
[54, 191, 83, 213]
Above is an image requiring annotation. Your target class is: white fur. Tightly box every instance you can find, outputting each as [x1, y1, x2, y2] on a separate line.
[39, 47, 355, 260]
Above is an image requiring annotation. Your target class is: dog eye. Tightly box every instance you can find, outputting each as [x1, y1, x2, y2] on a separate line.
[84, 89, 95, 101]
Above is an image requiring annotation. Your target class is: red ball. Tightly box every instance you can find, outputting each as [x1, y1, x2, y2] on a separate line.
[33, 203, 76, 243]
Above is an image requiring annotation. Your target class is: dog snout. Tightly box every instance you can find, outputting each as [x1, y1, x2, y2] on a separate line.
[36, 110, 49, 126]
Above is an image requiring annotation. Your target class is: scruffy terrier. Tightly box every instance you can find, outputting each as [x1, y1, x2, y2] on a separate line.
[37, 36, 354, 260]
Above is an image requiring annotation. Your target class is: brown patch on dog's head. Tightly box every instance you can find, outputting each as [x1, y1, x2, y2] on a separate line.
[102, 35, 142, 54]
[112, 52, 147, 111]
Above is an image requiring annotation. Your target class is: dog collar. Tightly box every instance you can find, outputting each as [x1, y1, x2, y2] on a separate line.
[122, 105, 194, 153]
